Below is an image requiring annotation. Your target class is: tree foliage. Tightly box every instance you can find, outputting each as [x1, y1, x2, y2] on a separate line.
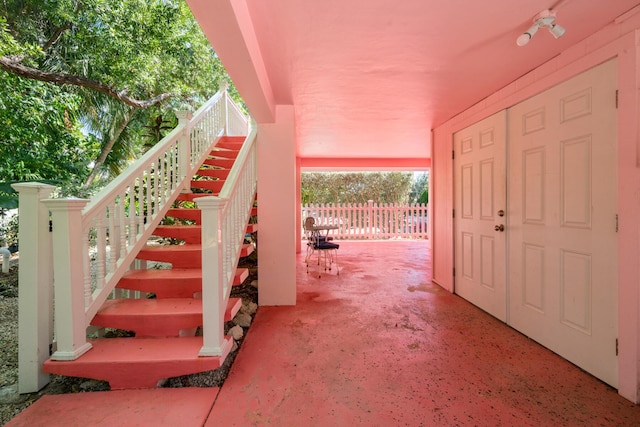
[409, 172, 429, 204]
[0, 0, 237, 207]
[0, 71, 100, 208]
[301, 172, 414, 205]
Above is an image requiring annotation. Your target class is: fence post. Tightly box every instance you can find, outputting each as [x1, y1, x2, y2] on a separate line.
[43, 198, 93, 361]
[176, 111, 192, 188]
[12, 183, 56, 392]
[196, 195, 230, 357]
[367, 200, 374, 240]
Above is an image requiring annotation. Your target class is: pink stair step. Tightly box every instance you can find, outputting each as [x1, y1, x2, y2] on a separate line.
[240, 243, 254, 258]
[233, 268, 249, 286]
[117, 268, 201, 298]
[197, 168, 229, 179]
[118, 268, 249, 296]
[203, 158, 234, 169]
[91, 298, 242, 337]
[166, 208, 201, 224]
[219, 135, 245, 142]
[43, 336, 234, 389]
[216, 138, 245, 149]
[153, 225, 201, 244]
[175, 192, 217, 202]
[191, 180, 225, 193]
[137, 244, 202, 268]
[209, 148, 239, 159]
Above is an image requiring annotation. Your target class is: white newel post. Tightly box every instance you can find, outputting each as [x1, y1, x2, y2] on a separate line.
[12, 183, 55, 393]
[197, 196, 228, 356]
[221, 84, 229, 135]
[176, 111, 192, 189]
[43, 198, 93, 360]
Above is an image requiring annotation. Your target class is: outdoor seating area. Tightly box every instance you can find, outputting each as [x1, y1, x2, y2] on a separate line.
[303, 217, 339, 277]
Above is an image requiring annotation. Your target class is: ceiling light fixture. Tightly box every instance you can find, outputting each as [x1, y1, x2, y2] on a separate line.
[516, 9, 566, 46]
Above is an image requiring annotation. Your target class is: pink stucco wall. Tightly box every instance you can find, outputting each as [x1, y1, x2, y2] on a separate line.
[432, 17, 640, 402]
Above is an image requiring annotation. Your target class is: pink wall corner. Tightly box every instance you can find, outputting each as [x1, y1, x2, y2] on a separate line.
[257, 105, 297, 306]
[432, 19, 640, 402]
[431, 124, 454, 293]
[296, 157, 302, 254]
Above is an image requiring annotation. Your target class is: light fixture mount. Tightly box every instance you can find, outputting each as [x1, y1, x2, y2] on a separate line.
[516, 9, 566, 46]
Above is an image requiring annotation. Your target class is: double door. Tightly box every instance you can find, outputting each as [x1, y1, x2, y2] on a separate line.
[454, 59, 618, 386]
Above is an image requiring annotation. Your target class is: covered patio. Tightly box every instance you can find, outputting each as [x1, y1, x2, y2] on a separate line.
[11, 241, 639, 425]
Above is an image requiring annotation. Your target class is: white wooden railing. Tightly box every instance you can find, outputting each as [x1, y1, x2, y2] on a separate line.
[13, 90, 250, 392]
[302, 200, 428, 239]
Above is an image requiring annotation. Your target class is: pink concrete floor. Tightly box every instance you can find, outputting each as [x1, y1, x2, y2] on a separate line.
[8, 241, 640, 426]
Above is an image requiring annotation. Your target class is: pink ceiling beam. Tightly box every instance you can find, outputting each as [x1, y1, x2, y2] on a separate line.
[186, 0, 276, 123]
[300, 157, 430, 171]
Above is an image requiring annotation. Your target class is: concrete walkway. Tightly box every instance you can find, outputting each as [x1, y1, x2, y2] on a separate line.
[7, 241, 640, 426]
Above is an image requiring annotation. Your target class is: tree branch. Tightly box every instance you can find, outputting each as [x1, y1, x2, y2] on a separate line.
[0, 56, 173, 108]
[42, 23, 72, 52]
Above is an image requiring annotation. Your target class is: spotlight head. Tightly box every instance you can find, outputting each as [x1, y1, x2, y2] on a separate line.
[516, 9, 565, 46]
[548, 23, 566, 39]
[516, 24, 539, 46]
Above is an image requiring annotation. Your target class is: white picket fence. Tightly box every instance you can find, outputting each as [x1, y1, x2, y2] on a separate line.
[302, 200, 428, 239]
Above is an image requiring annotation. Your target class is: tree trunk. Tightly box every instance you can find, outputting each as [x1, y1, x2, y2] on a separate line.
[83, 110, 135, 189]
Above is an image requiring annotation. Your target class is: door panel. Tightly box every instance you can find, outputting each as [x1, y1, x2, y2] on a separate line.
[508, 59, 618, 387]
[454, 111, 507, 322]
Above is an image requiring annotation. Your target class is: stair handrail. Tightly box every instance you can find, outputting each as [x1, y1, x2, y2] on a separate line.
[15, 89, 248, 365]
[196, 124, 257, 356]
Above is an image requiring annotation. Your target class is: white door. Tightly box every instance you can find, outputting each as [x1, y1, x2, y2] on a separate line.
[508, 60, 618, 387]
[454, 111, 507, 321]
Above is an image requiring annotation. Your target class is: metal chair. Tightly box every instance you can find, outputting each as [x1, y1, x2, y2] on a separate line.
[303, 217, 339, 277]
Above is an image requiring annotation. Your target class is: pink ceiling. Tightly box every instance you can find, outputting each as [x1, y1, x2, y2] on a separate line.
[188, 0, 640, 163]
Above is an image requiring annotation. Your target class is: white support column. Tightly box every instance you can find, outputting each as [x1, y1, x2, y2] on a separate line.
[12, 183, 55, 393]
[257, 105, 297, 305]
[43, 198, 92, 361]
[196, 196, 228, 356]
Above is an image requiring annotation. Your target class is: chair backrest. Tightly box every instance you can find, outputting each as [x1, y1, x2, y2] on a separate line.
[304, 217, 315, 231]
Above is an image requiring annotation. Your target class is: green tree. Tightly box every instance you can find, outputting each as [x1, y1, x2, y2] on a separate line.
[0, 71, 100, 208]
[409, 172, 429, 204]
[301, 172, 413, 205]
[0, 1, 237, 197]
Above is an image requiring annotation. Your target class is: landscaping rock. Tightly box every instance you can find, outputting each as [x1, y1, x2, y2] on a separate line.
[229, 325, 244, 340]
[241, 301, 258, 316]
[233, 312, 252, 328]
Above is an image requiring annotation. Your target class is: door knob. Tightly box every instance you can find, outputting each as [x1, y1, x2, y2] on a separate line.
[494, 224, 505, 232]
[497, 210, 505, 217]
